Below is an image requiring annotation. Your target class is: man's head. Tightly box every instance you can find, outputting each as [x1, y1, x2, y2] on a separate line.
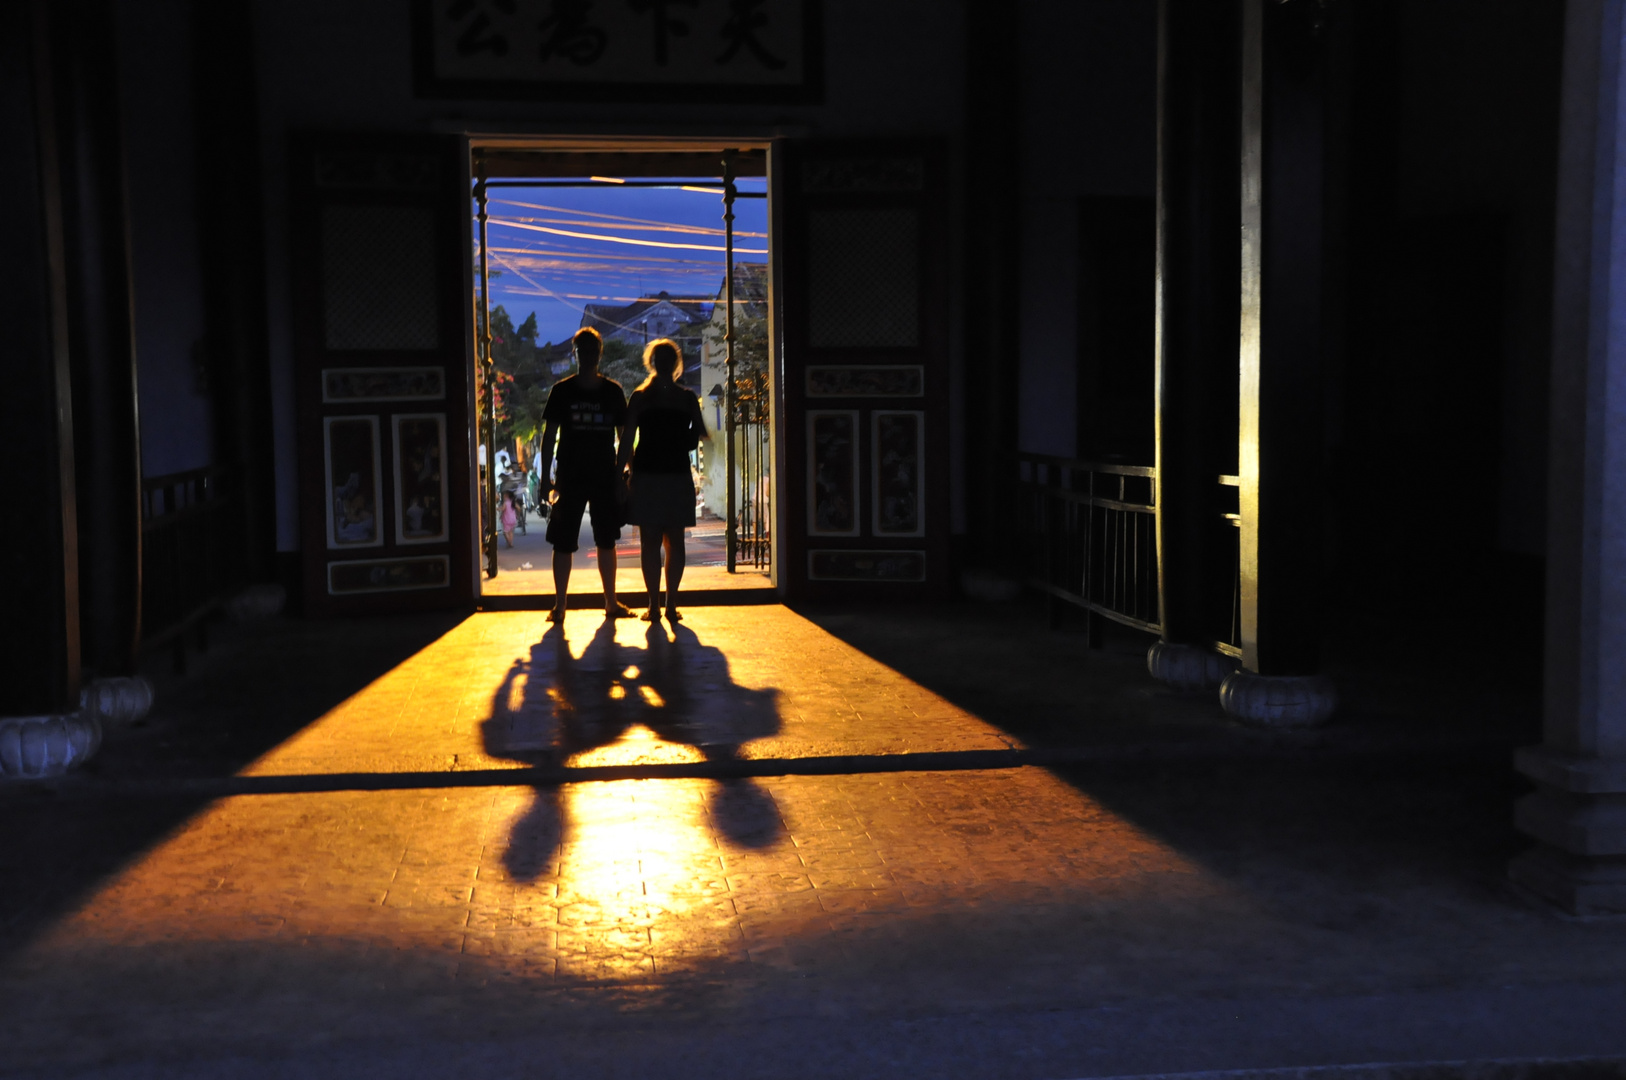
[572, 326, 603, 373]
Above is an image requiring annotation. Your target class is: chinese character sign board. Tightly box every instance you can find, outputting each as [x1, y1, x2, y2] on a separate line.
[415, 0, 818, 101]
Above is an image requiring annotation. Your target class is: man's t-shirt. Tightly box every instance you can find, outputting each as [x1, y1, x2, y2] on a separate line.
[542, 374, 627, 484]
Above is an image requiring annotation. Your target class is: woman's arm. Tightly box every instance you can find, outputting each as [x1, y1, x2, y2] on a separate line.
[691, 392, 708, 441]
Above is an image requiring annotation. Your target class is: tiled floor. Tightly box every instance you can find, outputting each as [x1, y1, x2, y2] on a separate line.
[28, 608, 1191, 985]
[235, 608, 1020, 777]
[6, 604, 1626, 1078]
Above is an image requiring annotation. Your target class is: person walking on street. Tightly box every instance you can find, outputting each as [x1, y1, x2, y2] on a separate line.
[618, 338, 706, 622]
[500, 491, 518, 548]
[538, 327, 631, 622]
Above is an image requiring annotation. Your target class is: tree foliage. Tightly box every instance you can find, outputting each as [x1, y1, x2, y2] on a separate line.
[484, 305, 549, 446]
[703, 312, 771, 405]
[598, 337, 648, 393]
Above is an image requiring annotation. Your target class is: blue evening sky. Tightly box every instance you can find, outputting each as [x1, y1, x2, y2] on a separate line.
[476, 176, 769, 347]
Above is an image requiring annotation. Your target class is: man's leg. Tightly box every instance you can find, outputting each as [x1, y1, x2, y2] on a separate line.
[597, 544, 627, 615]
[546, 487, 588, 623]
[586, 484, 629, 616]
[551, 550, 572, 620]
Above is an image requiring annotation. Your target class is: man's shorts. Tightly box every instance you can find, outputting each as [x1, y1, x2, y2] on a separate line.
[544, 475, 623, 553]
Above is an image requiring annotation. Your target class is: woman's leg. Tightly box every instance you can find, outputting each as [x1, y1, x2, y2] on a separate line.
[639, 526, 664, 618]
[663, 527, 686, 618]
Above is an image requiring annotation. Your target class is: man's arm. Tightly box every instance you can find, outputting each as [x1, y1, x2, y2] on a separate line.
[538, 419, 559, 494]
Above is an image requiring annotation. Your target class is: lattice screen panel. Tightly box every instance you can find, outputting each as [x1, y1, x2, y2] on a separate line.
[322, 205, 440, 351]
[807, 208, 919, 348]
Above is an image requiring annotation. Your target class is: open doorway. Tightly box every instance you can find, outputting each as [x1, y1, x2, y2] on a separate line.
[468, 146, 773, 602]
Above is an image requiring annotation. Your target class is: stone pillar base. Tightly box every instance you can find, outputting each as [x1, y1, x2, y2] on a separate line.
[1512, 749, 1626, 915]
[80, 675, 154, 727]
[1147, 642, 1236, 691]
[1509, 846, 1626, 917]
[1218, 670, 1337, 727]
[0, 713, 102, 779]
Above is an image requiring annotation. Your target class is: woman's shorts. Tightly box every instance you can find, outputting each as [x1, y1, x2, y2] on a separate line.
[627, 471, 695, 530]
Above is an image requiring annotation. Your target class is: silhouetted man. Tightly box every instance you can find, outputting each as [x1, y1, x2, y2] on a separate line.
[538, 327, 631, 621]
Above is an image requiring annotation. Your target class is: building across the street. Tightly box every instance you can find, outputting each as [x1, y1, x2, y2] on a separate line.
[579, 291, 710, 391]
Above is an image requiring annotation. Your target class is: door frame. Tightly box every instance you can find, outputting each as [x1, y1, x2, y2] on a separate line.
[459, 136, 781, 594]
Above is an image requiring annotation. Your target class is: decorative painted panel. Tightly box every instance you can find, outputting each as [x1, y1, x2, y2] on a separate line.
[327, 555, 450, 595]
[393, 413, 449, 545]
[323, 416, 382, 549]
[872, 411, 924, 537]
[807, 410, 859, 536]
[808, 550, 926, 582]
[322, 367, 445, 403]
[806, 365, 924, 398]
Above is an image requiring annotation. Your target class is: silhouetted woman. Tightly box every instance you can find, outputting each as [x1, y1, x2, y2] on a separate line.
[618, 339, 706, 622]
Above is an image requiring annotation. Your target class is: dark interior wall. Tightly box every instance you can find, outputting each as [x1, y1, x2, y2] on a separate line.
[1393, 0, 1562, 559]
[1017, 0, 1156, 458]
[1333, 0, 1563, 609]
[1, 0, 81, 712]
[250, 0, 971, 552]
[113, 0, 212, 478]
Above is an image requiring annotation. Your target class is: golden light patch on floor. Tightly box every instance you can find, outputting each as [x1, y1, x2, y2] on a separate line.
[235, 607, 1021, 779]
[16, 603, 1233, 999]
[20, 762, 1217, 995]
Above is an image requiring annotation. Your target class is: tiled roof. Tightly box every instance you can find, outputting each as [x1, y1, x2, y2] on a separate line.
[579, 291, 712, 338]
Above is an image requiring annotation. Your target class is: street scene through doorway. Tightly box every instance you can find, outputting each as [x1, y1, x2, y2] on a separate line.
[472, 163, 771, 602]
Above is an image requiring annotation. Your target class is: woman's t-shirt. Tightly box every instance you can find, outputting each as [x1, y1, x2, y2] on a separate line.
[631, 402, 700, 475]
[542, 375, 627, 482]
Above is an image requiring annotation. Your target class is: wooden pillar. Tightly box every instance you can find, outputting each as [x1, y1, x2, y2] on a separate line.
[1149, 0, 1241, 692]
[52, 0, 144, 679]
[1509, 0, 1626, 915]
[0, 0, 81, 716]
[193, 0, 277, 589]
[962, 0, 1022, 573]
[1219, 0, 1337, 725]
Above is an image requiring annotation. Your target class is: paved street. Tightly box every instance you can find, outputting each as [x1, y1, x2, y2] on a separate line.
[4, 602, 1626, 1078]
[493, 505, 735, 578]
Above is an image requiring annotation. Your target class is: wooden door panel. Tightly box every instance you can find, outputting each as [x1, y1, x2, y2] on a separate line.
[777, 140, 950, 599]
[291, 134, 475, 616]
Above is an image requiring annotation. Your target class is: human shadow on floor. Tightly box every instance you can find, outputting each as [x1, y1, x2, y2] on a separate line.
[484, 617, 784, 883]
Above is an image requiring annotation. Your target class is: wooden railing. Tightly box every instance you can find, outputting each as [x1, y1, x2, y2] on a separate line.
[1015, 453, 1161, 637]
[141, 466, 235, 669]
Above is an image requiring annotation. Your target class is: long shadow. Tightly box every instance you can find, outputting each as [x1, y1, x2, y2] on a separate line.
[483, 616, 785, 884]
[0, 609, 467, 961]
